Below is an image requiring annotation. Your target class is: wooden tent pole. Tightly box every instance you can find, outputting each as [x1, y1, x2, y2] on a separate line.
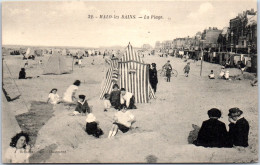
[200, 50, 203, 76]
[72, 57, 74, 72]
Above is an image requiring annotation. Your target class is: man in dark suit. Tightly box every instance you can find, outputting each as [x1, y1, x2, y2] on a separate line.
[194, 108, 228, 147]
[228, 107, 249, 147]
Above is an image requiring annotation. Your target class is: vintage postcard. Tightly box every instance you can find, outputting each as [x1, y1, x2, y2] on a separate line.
[1, 0, 258, 163]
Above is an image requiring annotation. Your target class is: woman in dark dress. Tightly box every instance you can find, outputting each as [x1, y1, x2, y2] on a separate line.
[194, 108, 228, 148]
[227, 108, 249, 147]
[149, 63, 158, 93]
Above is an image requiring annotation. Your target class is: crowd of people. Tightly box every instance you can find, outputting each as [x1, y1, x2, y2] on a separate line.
[45, 80, 137, 140]
[8, 52, 254, 163]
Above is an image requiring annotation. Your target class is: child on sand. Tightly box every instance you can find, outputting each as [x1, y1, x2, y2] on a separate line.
[47, 88, 60, 105]
[85, 113, 104, 138]
[166, 68, 171, 82]
[108, 107, 135, 138]
[183, 62, 190, 77]
[219, 66, 225, 78]
[224, 70, 230, 80]
[103, 93, 114, 112]
[208, 70, 215, 79]
[73, 95, 91, 116]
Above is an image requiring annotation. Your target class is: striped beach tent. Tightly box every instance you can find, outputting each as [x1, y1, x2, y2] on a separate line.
[100, 43, 155, 103]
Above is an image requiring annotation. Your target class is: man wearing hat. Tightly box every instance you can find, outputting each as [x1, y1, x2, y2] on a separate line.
[228, 108, 249, 147]
[194, 108, 228, 147]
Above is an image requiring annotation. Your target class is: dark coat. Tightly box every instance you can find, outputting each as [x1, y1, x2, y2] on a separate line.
[149, 68, 158, 85]
[228, 117, 249, 147]
[109, 90, 121, 109]
[19, 71, 26, 79]
[194, 118, 228, 147]
[75, 101, 90, 114]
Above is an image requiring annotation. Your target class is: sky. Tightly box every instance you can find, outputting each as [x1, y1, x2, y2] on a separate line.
[2, 0, 257, 48]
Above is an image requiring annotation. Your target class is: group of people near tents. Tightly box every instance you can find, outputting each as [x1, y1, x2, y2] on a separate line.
[45, 80, 137, 139]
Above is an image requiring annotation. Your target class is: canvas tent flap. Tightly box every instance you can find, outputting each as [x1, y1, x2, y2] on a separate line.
[43, 52, 70, 75]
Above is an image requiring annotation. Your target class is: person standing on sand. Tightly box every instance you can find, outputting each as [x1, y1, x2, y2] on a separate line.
[149, 63, 158, 93]
[166, 67, 171, 82]
[183, 62, 190, 77]
[227, 108, 249, 147]
[162, 60, 172, 82]
[63, 80, 81, 103]
[78, 59, 82, 68]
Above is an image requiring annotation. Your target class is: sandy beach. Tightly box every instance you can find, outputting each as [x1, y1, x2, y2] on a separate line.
[2, 53, 258, 163]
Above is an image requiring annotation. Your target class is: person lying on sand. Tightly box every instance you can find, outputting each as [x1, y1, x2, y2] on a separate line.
[72, 95, 91, 116]
[85, 113, 104, 138]
[108, 107, 135, 138]
[194, 108, 228, 148]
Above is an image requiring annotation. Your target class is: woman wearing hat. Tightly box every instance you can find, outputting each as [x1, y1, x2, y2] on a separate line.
[194, 108, 228, 148]
[228, 108, 249, 147]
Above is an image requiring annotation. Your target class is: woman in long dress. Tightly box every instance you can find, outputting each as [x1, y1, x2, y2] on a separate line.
[63, 80, 81, 103]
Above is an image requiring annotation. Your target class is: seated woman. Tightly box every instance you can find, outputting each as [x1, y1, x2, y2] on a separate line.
[19, 68, 26, 79]
[85, 113, 104, 138]
[194, 108, 228, 148]
[63, 80, 81, 104]
[5, 132, 31, 163]
[108, 107, 135, 138]
[228, 108, 249, 147]
[120, 88, 137, 109]
[109, 84, 121, 110]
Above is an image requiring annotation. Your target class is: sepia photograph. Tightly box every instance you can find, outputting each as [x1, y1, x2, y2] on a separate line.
[1, 0, 258, 163]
